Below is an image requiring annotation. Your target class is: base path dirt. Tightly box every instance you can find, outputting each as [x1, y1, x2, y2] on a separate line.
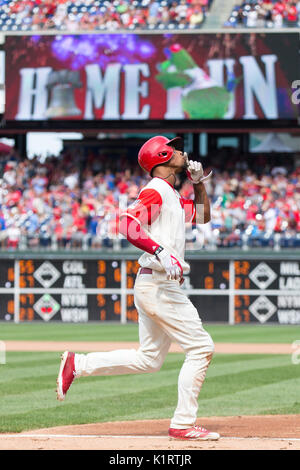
[4, 341, 294, 354]
[1, 416, 300, 450]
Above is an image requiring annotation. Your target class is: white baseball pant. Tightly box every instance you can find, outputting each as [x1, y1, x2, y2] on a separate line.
[75, 271, 215, 429]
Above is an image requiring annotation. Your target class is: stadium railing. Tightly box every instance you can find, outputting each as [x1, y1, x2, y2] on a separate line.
[2, 231, 300, 252]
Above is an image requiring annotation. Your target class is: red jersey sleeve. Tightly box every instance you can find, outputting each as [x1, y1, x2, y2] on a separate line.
[181, 198, 196, 223]
[121, 189, 162, 226]
[119, 215, 161, 255]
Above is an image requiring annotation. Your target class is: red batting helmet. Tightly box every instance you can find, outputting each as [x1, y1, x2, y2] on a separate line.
[138, 136, 183, 175]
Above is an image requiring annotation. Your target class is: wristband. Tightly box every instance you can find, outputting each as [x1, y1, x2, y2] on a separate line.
[154, 246, 164, 257]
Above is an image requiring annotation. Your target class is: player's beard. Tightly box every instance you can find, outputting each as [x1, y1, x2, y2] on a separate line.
[182, 160, 189, 170]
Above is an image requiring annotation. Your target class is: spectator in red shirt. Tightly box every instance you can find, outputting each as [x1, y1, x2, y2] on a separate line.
[274, 0, 286, 14]
[285, 1, 298, 25]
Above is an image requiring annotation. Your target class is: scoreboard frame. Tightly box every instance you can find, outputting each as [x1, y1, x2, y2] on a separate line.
[0, 252, 300, 324]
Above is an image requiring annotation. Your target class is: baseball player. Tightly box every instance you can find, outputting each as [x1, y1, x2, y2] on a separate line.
[56, 136, 219, 441]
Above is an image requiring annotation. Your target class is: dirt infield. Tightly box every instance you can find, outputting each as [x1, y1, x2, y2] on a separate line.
[4, 340, 294, 354]
[2, 341, 299, 450]
[1, 416, 300, 450]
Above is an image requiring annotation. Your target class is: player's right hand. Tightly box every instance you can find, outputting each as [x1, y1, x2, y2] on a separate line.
[155, 248, 183, 281]
[186, 157, 213, 184]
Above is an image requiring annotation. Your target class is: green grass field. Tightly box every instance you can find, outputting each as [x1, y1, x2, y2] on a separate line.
[0, 323, 300, 433]
[1, 322, 300, 343]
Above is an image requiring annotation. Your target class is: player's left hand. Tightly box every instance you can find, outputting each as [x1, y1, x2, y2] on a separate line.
[156, 248, 183, 281]
[186, 159, 212, 184]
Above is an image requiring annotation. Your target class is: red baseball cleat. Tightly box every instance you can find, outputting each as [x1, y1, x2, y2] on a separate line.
[168, 425, 220, 441]
[56, 351, 76, 401]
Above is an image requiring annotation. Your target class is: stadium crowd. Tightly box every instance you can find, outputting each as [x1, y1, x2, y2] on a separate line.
[0, 145, 299, 251]
[225, 0, 300, 28]
[0, 0, 213, 31]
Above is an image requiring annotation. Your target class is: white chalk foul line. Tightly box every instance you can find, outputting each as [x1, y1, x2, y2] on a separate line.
[1, 434, 300, 442]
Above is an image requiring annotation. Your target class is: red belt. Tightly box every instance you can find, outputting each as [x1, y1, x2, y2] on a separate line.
[139, 268, 153, 275]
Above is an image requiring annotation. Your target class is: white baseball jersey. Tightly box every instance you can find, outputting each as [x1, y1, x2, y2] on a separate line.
[121, 177, 196, 274]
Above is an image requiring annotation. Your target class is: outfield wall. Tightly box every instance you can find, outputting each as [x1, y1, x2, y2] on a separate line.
[0, 251, 299, 325]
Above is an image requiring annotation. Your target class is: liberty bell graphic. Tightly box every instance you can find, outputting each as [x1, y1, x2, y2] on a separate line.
[46, 70, 82, 118]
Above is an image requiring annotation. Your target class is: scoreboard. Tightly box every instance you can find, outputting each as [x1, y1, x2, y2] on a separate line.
[0, 257, 300, 324]
[0, 259, 140, 323]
